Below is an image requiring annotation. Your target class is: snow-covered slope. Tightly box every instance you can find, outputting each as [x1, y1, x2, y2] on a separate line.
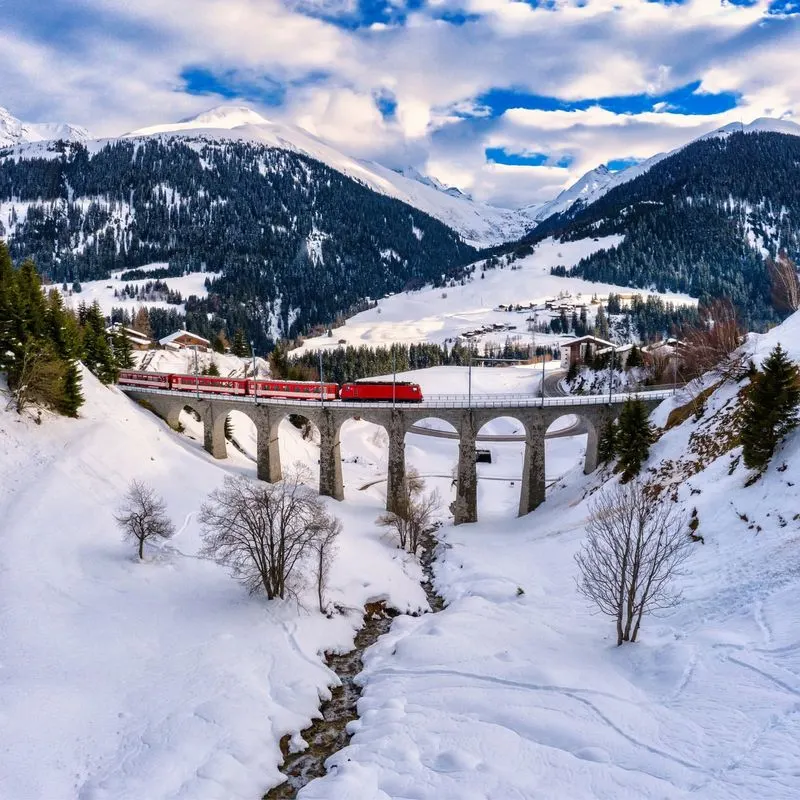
[125, 105, 535, 246]
[531, 116, 800, 226]
[0, 368, 429, 800]
[298, 311, 800, 799]
[0, 106, 89, 147]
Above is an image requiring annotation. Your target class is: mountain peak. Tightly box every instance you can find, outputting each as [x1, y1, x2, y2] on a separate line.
[177, 105, 272, 129]
[0, 106, 89, 148]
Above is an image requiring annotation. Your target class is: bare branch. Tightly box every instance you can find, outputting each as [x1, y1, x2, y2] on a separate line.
[199, 465, 341, 604]
[575, 481, 692, 645]
[114, 480, 175, 560]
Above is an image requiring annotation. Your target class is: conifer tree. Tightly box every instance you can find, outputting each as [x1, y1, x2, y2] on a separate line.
[598, 419, 618, 464]
[82, 301, 118, 384]
[616, 398, 652, 480]
[0, 242, 19, 373]
[231, 329, 249, 357]
[627, 343, 643, 369]
[113, 327, 136, 369]
[741, 344, 800, 472]
[57, 360, 84, 417]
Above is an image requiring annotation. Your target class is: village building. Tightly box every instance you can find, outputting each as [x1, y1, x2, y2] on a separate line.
[158, 330, 211, 352]
[106, 324, 154, 351]
[559, 335, 615, 368]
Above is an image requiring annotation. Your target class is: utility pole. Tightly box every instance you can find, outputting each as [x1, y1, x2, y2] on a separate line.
[608, 345, 615, 404]
[318, 350, 325, 407]
[468, 349, 472, 408]
[193, 345, 199, 400]
[392, 345, 396, 410]
[672, 342, 677, 395]
[251, 341, 257, 405]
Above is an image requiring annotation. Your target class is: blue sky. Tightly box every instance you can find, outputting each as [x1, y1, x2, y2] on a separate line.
[1, 0, 798, 206]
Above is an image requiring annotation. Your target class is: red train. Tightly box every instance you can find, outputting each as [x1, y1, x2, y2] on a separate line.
[118, 371, 423, 403]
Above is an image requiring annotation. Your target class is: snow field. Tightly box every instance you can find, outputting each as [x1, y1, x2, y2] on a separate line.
[0, 369, 430, 800]
[294, 317, 800, 799]
[294, 235, 696, 355]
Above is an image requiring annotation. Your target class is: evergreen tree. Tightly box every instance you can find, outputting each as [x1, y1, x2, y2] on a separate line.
[741, 344, 800, 471]
[616, 398, 652, 480]
[206, 359, 220, 377]
[113, 327, 136, 369]
[626, 343, 643, 369]
[0, 242, 19, 373]
[82, 301, 118, 384]
[231, 329, 249, 357]
[595, 306, 610, 340]
[566, 361, 579, 383]
[57, 360, 84, 417]
[598, 419, 618, 464]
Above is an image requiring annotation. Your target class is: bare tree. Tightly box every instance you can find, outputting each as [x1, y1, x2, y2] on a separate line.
[767, 251, 800, 313]
[312, 515, 342, 614]
[680, 298, 746, 381]
[575, 481, 692, 646]
[377, 468, 440, 554]
[199, 466, 341, 601]
[115, 480, 176, 560]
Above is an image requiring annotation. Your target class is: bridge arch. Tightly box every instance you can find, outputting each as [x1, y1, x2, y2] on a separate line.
[474, 415, 526, 519]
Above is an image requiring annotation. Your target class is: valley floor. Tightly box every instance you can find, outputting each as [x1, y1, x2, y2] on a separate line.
[2, 327, 800, 798]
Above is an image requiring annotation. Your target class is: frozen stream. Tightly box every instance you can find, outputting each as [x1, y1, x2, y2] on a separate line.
[264, 530, 445, 798]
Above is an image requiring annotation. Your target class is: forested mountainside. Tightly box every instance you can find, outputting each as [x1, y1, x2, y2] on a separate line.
[530, 131, 800, 327]
[0, 137, 475, 346]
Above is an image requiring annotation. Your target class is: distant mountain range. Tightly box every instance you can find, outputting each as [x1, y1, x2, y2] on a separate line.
[2, 102, 799, 334]
[523, 122, 800, 327]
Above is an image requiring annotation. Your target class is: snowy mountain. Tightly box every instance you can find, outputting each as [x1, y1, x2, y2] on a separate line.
[525, 125, 800, 327]
[124, 104, 536, 246]
[0, 106, 90, 148]
[529, 116, 800, 229]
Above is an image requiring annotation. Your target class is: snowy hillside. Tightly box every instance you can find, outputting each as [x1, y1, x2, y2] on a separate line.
[124, 105, 535, 247]
[294, 235, 694, 355]
[0, 105, 90, 147]
[296, 312, 800, 800]
[0, 369, 431, 800]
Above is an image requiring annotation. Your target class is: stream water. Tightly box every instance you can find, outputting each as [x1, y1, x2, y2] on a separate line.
[264, 528, 446, 799]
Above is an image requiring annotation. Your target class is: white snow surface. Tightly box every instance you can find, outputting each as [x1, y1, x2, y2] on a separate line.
[0, 105, 90, 148]
[297, 311, 800, 799]
[294, 235, 695, 355]
[62, 267, 219, 317]
[0, 368, 429, 800]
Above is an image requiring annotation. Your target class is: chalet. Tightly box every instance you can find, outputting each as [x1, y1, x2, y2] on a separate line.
[159, 330, 211, 352]
[560, 335, 615, 368]
[106, 324, 153, 351]
[597, 342, 636, 368]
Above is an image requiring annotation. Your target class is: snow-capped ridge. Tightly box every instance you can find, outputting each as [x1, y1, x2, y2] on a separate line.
[122, 106, 536, 246]
[0, 106, 89, 148]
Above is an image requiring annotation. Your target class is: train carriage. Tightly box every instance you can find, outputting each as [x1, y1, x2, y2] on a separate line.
[247, 379, 339, 401]
[169, 374, 248, 395]
[118, 370, 171, 390]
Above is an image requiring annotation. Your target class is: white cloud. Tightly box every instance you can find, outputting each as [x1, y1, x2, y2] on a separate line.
[0, 0, 798, 208]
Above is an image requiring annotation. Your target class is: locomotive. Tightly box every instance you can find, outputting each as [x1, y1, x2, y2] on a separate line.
[118, 371, 424, 403]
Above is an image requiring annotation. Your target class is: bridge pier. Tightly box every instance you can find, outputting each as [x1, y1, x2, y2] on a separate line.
[256, 410, 282, 483]
[203, 406, 228, 460]
[318, 409, 344, 501]
[386, 411, 407, 514]
[453, 412, 478, 525]
[519, 421, 547, 516]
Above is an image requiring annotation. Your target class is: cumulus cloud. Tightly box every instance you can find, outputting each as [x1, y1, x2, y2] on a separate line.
[0, 0, 797, 207]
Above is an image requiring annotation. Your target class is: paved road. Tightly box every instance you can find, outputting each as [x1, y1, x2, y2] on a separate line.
[543, 369, 568, 397]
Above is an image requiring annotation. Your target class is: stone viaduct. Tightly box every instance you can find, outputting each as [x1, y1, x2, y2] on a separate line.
[122, 388, 670, 524]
